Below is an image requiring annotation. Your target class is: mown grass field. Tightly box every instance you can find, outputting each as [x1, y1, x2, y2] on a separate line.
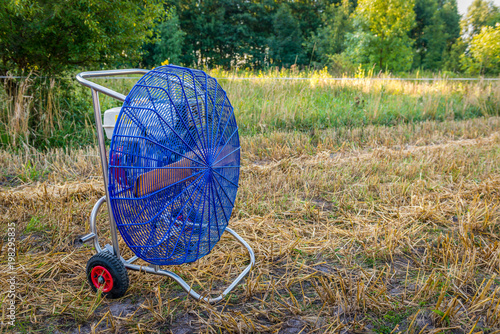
[1, 77, 500, 333]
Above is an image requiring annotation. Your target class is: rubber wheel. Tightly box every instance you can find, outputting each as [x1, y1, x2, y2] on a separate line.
[86, 251, 129, 299]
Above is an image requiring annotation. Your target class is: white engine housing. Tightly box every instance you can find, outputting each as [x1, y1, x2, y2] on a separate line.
[103, 107, 121, 139]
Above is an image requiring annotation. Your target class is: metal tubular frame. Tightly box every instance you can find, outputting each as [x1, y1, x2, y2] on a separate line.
[76, 69, 255, 303]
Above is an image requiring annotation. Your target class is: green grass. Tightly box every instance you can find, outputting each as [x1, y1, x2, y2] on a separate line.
[25, 216, 47, 233]
[227, 79, 499, 135]
[373, 309, 415, 334]
[1, 71, 499, 151]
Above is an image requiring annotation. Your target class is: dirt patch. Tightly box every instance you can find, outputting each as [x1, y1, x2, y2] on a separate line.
[279, 318, 308, 334]
[310, 198, 335, 211]
[169, 313, 200, 334]
[106, 298, 142, 317]
[0, 174, 22, 188]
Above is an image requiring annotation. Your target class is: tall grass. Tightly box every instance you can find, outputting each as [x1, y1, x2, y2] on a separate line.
[0, 75, 33, 147]
[1, 70, 499, 151]
[224, 77, 500, 134]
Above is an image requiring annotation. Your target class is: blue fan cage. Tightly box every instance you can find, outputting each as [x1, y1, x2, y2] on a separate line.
[107, 65, 240, 266]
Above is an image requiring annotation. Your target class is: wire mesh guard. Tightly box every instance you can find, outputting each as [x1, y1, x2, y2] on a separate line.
[108, 65, 240, 266]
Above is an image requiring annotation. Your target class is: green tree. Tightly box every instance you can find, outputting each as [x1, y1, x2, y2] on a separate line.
[462, 0, 500, 38]
[145, 8, 186, 67]
[156, 9, 185, 66]
[411, 0, 460, 70]
[173, 0, 272, 68]
[443, 37, 466, 73]
[461, 24, 500, 74]
[346, 0, 416, 72]
[411, 0, 436, 68]
[309, 0, 353, 66]
[288, 0, 335, 66]
[288, 0, 332, 43]
[268, 4, 305, 67]
[168, 0, 334, 68]
[424, 0, 460, 70]
[0, 0, 163, 75]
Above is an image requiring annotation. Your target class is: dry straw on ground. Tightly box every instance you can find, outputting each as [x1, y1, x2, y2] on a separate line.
[1, 117, 500, 333]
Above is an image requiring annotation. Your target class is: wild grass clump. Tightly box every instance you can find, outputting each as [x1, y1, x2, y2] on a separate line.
[0, 75, 96, 150]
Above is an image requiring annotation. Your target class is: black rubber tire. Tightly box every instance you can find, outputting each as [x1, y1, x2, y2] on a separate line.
[86, 251, 129, 299]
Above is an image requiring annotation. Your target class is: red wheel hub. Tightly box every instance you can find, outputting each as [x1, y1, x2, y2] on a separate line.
[91, 266, 113, 292]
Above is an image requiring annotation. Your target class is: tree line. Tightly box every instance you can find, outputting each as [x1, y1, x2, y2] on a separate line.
[1, 0, 500, 76]
[144, 0, 500, 74]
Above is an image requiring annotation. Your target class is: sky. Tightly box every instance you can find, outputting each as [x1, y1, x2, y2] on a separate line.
[457, 0, 500, 15]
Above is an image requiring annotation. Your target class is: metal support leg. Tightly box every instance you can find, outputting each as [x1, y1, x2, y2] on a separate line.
[80, 196, 255, 304]
[90, 89, 120, 258]
[79, 196, 106, 253]
[124, 227, 255, 304]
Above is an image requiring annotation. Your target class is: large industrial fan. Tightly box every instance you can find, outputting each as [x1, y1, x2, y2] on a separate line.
[77, 66, 254, 302]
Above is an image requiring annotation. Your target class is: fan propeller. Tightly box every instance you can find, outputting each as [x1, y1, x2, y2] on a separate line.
[108, 65, 240, 266]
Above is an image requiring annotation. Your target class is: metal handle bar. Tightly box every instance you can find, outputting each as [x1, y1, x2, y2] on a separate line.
[76, 69, 148, 101]
[76, 68, 149, 257]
